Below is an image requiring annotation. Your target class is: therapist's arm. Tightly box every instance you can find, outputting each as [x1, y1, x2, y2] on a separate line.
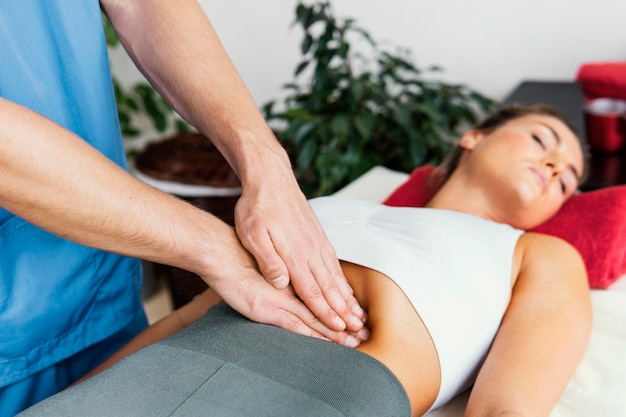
[100, 0, 365, 334]
[0, 97, 359, 347]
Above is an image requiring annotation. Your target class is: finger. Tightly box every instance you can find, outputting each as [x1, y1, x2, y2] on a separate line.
[304, 256, 366, 333]
[213, 260, 361, 348]
[265, 227, 364, 333]
[268, 301, 362, 348]
[235, 282, 360, 347]
[235, 221, 290, 289]
[320, 248, 366, 323]
[263, 231, 348, 332]
[295, 212, 366, 326]
[348, 327, 371, 342]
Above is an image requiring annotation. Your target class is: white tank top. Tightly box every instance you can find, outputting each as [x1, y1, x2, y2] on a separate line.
[310, 197, 524, 409]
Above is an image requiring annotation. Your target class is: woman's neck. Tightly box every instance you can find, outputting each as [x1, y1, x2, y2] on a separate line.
[425, 174, 498, 223]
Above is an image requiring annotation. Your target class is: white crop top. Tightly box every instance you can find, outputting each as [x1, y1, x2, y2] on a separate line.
[309, 197, 524, 410]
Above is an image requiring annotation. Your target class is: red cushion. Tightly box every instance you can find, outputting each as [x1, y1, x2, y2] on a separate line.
[383, 165, 441, 207]
[576, 61, 626, 101]
[383, 165, 626, 289]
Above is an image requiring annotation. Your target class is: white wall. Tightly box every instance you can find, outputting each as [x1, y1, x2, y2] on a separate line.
[112, 0, 626, 107]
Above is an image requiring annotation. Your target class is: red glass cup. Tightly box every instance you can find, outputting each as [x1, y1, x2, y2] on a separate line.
[583, 98, 626, 153]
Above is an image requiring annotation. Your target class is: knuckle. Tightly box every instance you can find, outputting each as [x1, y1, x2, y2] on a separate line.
[261, 260, 284, 277]
[300, 282, 323, 300]
[319, 278, 339, 294]
[237, 222, 264, 244]
[283, 316, 303, 333]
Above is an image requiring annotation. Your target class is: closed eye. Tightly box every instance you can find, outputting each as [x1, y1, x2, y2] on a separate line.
[560, 171, 579, 196]
[532, 134, 545, 148]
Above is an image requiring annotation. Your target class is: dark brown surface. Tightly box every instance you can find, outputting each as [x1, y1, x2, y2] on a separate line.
[135, 132, 240, 188]
[585, 147, 626, 190]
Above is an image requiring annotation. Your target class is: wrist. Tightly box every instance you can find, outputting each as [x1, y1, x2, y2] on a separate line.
[237, 133, 293, 188]
[197, 119, 291, 186]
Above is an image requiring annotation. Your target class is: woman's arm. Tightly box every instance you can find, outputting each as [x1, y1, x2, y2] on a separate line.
[465, 233, 592, 417]
[99, 0, 365, 335]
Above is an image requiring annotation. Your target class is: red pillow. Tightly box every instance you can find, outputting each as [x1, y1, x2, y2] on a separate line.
[383, 165, 443, 208]
[576, 61, 626, 101]
[383, 165, 626, 289]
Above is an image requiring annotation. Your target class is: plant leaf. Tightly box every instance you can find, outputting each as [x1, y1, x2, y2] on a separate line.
[295, 60, 310, 77]
[297, 139, 317, 169]
[135, 84, 167, 132]
[301, 33, 313, 55]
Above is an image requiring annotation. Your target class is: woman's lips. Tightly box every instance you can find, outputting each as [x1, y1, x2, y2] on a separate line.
[529, 166, 547, 193]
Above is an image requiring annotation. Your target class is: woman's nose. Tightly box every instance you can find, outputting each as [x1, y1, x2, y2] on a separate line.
[544, 158, 565, 177]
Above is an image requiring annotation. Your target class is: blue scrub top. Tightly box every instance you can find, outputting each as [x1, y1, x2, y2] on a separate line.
[0, 1, 144, 386]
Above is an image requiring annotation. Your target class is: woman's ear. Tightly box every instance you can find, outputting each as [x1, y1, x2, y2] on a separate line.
[459, 129, 483, 150]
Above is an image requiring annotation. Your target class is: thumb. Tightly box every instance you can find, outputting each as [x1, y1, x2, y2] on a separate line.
[237, 225, 290, 289]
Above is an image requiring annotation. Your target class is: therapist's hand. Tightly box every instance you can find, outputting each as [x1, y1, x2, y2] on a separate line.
[211, 264, 369, 348]
[234, 166, 366, 336]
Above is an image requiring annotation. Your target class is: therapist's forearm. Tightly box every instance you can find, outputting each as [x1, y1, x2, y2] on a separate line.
[0, 98, 249, 276]
[100, 0, 287, 186]
[99, 0, 367, 342]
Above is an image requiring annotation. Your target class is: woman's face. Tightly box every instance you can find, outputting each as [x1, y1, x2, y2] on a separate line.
[458, 114, 585, 229]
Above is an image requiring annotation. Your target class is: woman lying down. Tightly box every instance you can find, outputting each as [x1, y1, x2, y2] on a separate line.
[19, 105, 592, 417]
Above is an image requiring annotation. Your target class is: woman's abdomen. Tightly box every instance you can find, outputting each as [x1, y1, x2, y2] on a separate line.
[342, 261, 441, 416]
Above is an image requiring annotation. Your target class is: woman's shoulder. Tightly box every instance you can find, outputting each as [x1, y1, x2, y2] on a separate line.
[517, 231, 581, 256]
[514, 232, 588, 290]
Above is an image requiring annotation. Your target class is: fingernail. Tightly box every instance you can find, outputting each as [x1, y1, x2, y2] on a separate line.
[334, 316, 346, 330]
[349, 316, 364, 328]
[351, 304, 364, 317]
[345, 336, 360, 348]
[271, 275, 289, 289]
[357, 328, 370, 341]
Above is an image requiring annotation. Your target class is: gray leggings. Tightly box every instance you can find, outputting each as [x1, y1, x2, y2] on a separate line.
[19, 304, 411, 417]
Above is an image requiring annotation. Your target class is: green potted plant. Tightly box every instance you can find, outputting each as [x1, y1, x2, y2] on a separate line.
[102, 14, 190, 155]
[263, 1, 495, 197]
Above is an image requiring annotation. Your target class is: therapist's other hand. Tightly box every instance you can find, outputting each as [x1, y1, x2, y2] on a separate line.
[206, 243, 363, 348]
[234, 167, 366, 336]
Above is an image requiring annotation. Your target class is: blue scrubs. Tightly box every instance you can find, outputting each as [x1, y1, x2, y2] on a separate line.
[0, 2, 147, 415]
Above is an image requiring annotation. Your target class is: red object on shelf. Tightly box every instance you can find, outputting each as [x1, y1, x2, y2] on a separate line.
[583, 98, 626, 153]
[576, 61, 626, 101]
